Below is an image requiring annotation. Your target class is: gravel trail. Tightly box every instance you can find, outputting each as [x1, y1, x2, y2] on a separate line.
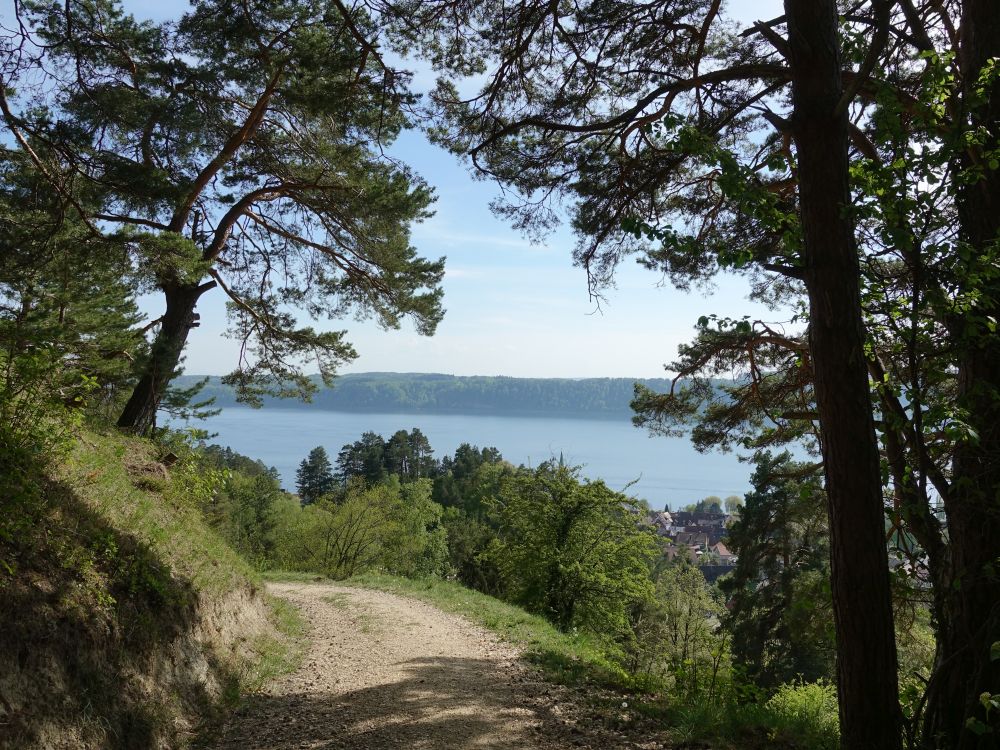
[210, 582, 653, 750]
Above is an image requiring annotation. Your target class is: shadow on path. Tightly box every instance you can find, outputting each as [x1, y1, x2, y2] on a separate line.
[212, 655, 565, 750]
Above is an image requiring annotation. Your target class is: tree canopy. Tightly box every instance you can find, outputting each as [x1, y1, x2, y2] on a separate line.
[1, 1, 998, 745]
[424, 1, 1000, 745]
[489, 461, 657, 634]
[0, 0, 445, 433]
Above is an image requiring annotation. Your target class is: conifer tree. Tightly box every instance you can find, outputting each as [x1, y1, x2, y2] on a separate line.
[0, 0, 445, 434]
[295, 446, 335, 505]
[721, 453, 833, 690]
[335, 431, 387, 486]
[0, 154, 147, 442]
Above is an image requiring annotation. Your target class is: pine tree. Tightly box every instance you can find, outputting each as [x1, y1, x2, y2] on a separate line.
[0, 155, 147, 443]
[1, 0, 445, 434]
[429, 2, 903, 741]
[295, 446, 335, 505]
[721, 453, 834, 690]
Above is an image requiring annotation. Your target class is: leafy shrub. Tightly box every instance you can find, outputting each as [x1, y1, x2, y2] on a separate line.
[764, 679, 840, 749]
[625, 561, 729, 699]
[268, 478, 448, 579]
[487, 461, 657, 636]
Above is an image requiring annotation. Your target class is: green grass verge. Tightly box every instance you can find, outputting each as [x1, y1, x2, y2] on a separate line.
[235, 594, 309, 695]
[260, 569, 325, 583]
[62, 428, 259, 597]
[339, 572, 630, 689]
[2, 425, 300, 748]
[63, 428, 315, 703]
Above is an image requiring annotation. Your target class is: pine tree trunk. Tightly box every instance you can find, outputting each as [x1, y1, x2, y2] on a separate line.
[783, 1, 902, 748]
[117, 280, 215, 435]
[922, 2, 1000, 746]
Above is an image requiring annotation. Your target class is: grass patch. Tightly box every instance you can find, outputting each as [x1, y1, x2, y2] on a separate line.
[61, 428, 259, 597]
[322, 592, 352, 609]
[260, 569, 327, 583]
[342, 572, 629, 689]
[1, 426, 283, 749]
[238, 594, 309, 694]
[322, 593, 382, 634]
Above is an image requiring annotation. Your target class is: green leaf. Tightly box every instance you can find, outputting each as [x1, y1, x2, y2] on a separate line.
[966, 717, 989, 736]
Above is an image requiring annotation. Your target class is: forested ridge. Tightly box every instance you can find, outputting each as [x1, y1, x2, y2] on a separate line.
[176, 372, 692, 417]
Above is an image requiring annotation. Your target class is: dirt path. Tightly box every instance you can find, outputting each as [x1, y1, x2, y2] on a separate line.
[210, 582, 664, 750]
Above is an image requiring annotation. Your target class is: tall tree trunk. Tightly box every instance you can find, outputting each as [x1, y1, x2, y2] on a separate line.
[923, 2, 1000, 746]
[117, 280, 215, 434]
[783, 1, 902, 748]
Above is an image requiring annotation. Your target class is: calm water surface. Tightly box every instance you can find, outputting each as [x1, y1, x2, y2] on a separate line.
[188, 408, 753, 507]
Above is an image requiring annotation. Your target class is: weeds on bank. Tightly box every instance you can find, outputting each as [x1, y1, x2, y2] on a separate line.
[247, 596, 309, 690]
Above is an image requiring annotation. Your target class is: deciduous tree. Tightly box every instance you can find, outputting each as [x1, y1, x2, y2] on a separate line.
[489, 461, 656, 635]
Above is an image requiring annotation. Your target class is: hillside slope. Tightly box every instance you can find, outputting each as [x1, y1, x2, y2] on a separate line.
[0, 429, 293, 749]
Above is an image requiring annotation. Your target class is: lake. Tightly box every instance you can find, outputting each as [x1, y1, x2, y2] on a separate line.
[184, 407, 755, 508]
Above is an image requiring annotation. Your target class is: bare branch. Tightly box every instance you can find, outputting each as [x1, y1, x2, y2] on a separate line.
[94, 213, 170, 230]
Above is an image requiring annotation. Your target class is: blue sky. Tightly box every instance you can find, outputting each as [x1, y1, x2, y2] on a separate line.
[12, 0, 788, 378]
[181, 125, 784, 378]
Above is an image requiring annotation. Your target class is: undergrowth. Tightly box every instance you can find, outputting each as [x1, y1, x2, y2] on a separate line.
[654, 680, 839, 749]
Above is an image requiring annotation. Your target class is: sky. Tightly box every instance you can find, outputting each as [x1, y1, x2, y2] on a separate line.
[11, 0, 788, 379]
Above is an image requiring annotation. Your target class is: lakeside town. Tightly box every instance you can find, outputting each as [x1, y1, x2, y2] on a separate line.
[647, 509, 739, 582]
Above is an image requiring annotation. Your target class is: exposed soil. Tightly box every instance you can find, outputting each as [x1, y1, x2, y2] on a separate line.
[210, 582, 670, 750]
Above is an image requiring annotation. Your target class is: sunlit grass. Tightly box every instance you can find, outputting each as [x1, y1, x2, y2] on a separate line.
[239, 594, 309, 693]
[260, 569, 324, 583]
[62, 428, 258, 596]
[340, 572, 630, 689]
[58, 428, 307, 708]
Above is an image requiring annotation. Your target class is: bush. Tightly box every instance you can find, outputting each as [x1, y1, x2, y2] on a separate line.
[267, 478, 448, 579]
[488, 462, 657, 636]
[764, 679, 840, 749]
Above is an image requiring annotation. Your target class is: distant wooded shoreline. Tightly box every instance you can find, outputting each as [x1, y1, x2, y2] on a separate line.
[175, 372, 713, 419]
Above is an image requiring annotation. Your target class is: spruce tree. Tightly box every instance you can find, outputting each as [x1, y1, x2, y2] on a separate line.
[295, 446, 335, 505]
[721, 453, 833, 690]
